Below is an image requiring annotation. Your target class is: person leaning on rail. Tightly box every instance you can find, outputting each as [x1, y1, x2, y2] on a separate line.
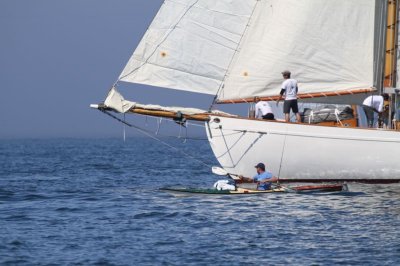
[254, 96, 275, 120]
[362, 93, 389, 128]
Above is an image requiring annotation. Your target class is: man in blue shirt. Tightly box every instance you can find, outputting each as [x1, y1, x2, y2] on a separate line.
[239, 163, 278, 190]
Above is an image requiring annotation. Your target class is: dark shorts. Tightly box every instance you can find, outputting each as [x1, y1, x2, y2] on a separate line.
[262, 113, 275, 120]
[362, 105, 375, 127]
[283, 99, 299, 114]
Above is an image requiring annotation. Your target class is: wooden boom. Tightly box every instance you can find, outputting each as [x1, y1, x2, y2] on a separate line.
[216, 88, 375, 104]
[92, 103, 235, 122]
[128, 106, 211, 121]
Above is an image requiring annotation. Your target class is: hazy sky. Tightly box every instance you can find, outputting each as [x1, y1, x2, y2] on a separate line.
[0, 0, 245, 139]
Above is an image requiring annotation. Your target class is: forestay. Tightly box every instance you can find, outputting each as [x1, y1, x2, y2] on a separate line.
[218, 0, 377, 102]
[119, 0, 257, 95]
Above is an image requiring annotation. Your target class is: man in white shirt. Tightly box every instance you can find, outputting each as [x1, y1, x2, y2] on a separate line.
[254, 96, 274, 120]
[276, 70, 301, 122]
[362, 93, 389, 128]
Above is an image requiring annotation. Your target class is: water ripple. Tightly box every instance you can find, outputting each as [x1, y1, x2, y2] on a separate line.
[0, 139, 399, 265]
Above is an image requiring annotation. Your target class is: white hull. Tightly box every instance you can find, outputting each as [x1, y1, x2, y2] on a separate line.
[206, 116, 400, 182]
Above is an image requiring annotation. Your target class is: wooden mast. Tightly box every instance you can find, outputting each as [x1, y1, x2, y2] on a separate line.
[383, 0, 399, 129]
[384, 0, 398, 88]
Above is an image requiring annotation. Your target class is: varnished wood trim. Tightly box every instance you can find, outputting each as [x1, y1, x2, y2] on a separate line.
[216, 88, 375, 104]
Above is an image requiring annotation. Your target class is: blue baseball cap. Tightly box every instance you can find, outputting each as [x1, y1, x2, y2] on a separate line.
[254, 163, 265, 170]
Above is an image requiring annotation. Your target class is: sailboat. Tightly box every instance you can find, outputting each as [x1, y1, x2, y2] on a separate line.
[91, 0, 400, 183]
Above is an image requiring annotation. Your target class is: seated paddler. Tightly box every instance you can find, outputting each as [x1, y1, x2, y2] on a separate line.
[238, 163, 278, 190]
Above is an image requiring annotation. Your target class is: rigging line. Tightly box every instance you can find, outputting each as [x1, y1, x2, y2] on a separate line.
[277, 128, 288, 180]
[140, 115, 208, 140]
[143, 115, 206, 128]
[123, 113, 126, 142]
[167, 119, 205, 128]
[215, 128, 269, 135]
[116, 0, 201, 84]
[156, 118, 163, 135]
[100, 109, 212, 168]
[184, 121, 188, 143]
[334, 109, 344, 127]
[209, 0, 260, 110]
[143, 114, 206, 128]
[109, 111, 207, 140]
[181, 121, 204, 128]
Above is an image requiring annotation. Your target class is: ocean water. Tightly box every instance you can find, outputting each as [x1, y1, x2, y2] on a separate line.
[1, 138, 399, 265]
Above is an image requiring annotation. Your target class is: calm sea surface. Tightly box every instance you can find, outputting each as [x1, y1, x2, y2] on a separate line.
[1, 138, 399, 265]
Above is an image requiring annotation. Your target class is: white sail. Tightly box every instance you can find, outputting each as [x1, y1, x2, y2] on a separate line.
[119, 0, 257, 95]
[218, 0, 377, 101]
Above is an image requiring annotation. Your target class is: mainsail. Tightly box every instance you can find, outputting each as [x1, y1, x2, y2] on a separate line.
[117, 0, 380, 104]
[218, 0, 377, 102]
